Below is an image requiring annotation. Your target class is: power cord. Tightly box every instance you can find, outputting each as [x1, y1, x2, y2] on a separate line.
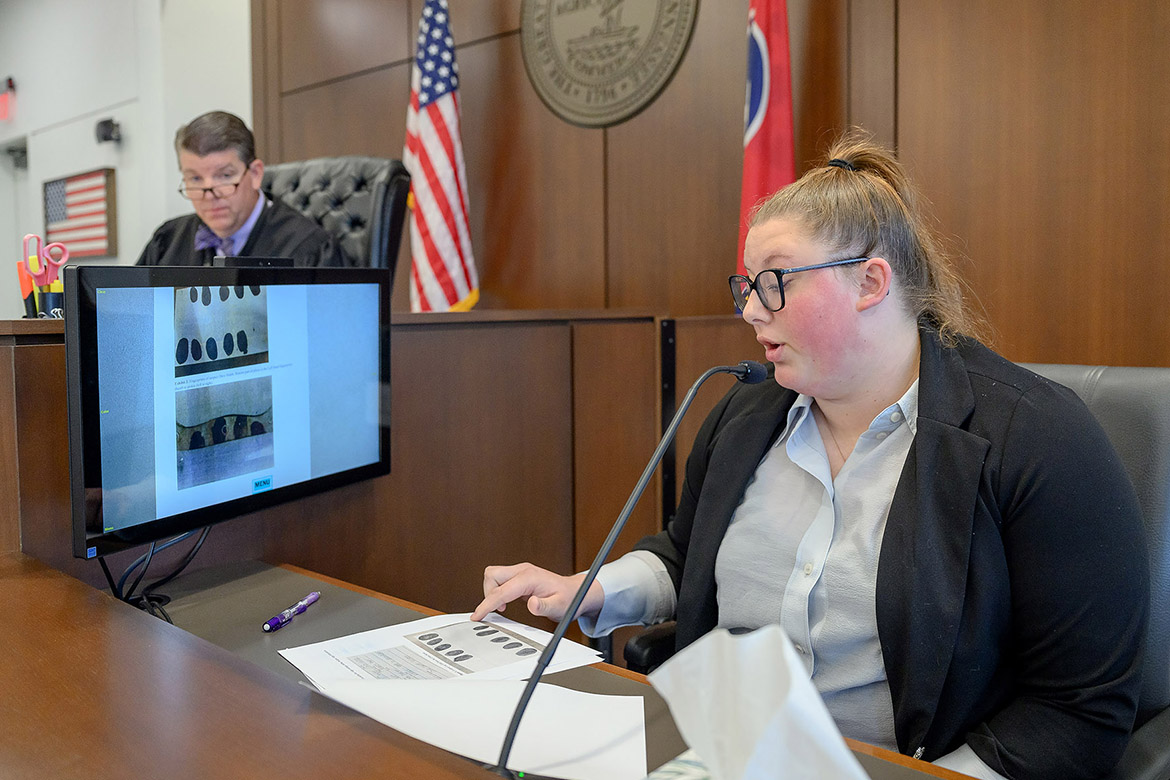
[98, 527, 212, 624]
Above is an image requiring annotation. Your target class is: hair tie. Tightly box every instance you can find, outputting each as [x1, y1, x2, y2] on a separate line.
[827, 158, 857, 171]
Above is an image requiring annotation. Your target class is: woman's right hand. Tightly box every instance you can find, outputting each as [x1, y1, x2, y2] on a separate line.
[470, 562, 605, 623]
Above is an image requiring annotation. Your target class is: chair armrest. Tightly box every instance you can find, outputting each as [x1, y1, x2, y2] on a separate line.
[1106, 706, 1170, 780]
[623, 620, 678, 675]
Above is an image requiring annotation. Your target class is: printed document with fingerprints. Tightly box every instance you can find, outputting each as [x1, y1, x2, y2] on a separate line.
[280, 612, 601, 687]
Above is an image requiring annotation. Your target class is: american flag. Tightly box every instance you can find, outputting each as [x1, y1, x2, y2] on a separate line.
[403, 0, 479, 312]
[738, 0, 795, 275]
[44, 168, 117, 258]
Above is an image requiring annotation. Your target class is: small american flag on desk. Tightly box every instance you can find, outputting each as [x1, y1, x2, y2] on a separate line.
[44, 168, 117, 258]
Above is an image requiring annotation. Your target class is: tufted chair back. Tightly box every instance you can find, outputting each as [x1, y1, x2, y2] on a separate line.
[261, 156, 410, 272]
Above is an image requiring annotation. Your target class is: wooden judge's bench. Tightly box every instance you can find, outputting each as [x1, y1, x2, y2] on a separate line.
[0, 316, 972, 779]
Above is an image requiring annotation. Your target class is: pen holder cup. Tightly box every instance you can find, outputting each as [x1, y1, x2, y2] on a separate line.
[37, 289, 64, 319]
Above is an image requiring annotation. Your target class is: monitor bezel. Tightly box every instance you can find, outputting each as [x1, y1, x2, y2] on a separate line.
[64, 264, 391, 559]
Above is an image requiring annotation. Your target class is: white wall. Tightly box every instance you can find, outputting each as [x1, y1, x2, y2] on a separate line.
[159, 0, 254, 219]
[0, 0, 252, 319]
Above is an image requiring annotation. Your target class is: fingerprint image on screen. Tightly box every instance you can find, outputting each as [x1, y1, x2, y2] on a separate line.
[174, 285, 269, 377]
[176, 376, 274, 489]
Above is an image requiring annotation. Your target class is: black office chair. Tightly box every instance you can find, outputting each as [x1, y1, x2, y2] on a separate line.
[261, 156, 410, 272]
[626, 363, 1170, 780]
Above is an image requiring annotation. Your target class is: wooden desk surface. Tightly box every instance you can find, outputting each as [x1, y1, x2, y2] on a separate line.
[0, 553, 492, 779]
[2, 553, 971, 779]
[160, 560, 972, 780]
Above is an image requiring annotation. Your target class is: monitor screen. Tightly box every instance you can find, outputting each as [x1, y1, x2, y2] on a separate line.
[64, 264, 390, 559]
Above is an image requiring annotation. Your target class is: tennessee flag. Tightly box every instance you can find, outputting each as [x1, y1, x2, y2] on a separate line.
[738, 0, 796, 275]
[404, 0, 479, 312]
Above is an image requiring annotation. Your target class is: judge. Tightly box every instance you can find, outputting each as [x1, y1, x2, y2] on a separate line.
[136, 111, 344, 267]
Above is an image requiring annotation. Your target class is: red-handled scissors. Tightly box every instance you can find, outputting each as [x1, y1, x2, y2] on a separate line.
[23, 234, 69, 287]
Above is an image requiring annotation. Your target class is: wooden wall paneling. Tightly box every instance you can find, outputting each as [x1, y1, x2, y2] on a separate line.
[788, 0, 850, 170]
[279, 0, 411, 94]
[570, 317, 659, 663]
[391, 229, 412, 313]
[438, 0, 522, 42]
[606, 1, 851, 317]
[570, 319, 660, 571]
[252, 2, 860, 319]
[250, 0, 271, 158]
[265, 318, 576, 616]
[846, 0, 896, 149]
[669, 316, 762, 507]
[279, 67, 412, 163]
[458, 35, 608, 310]
[15, 343, 81, 572]
[897, 0, 1170, 366]
[606, 0, 749, 316]
[0, 340, 19, 551]
[259, 0, 284, 160]
[279, 64, 414, 311]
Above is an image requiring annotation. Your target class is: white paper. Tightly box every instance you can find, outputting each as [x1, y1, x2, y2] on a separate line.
[649, 625, 869, 780]
[316, 678, 647, 780]
[280, 612, 602, 688]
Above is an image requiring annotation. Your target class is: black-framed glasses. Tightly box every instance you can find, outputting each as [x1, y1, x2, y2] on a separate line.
[729, 257, 868, 312]
[178, 163, 254, 201]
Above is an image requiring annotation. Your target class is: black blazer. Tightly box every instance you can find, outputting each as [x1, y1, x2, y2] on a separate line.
[135, 199, 345, 267]
[635, 327, 1147, 779]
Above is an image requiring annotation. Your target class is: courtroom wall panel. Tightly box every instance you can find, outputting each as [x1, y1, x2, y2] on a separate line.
[845, 0, 896, 150]
[255, 2, 1170, 365]
[280, 0, 412, 93]
[571, 319, 660, 570]
[897, 0, 1170, 366]
[669, 316, 764, 510]
[279, 68, 410, 163]
[606, 0, 750, 315]
[252, 0, 854, 318]
[0, 337, 19, 552]
[459, 36, 608, 311]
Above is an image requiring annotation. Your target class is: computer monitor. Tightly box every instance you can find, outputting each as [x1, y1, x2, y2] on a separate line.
[64, 264, 390, 559]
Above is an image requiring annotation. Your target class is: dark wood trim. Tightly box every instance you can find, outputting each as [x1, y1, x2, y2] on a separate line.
[250, 0, 268, 155]
[392, 309, 656, 326]
[0, 318, 64, 337]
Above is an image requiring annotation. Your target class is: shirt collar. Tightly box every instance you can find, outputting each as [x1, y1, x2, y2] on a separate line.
[195, 195, 266, 256]
[227, 195, 267, 252]
[780, 378, 920, 445]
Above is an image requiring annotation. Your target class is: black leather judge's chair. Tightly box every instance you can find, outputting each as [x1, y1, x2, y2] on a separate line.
[261, 156, 410, 272]
[625, 363, 1170, 780]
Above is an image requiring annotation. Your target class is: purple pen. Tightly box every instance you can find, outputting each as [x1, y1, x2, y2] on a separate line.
[262, 591, 320, 632]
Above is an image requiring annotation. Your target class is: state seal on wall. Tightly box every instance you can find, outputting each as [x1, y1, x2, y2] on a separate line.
[520, 0, 700, 128]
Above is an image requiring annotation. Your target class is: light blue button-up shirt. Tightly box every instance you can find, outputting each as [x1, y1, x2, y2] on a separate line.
[582, 378, 1005, 778]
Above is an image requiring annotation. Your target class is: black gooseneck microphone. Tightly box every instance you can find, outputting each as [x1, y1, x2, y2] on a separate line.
[486, 361, 768, 778]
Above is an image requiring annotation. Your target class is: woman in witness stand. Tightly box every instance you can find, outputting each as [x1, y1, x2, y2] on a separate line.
[471, 131, 1147, 780]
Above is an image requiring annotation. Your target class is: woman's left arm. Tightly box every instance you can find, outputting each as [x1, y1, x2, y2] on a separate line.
[975, 382, 1149, 779]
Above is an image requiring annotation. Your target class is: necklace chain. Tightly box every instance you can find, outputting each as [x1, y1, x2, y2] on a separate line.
[815, 405, 847, 464]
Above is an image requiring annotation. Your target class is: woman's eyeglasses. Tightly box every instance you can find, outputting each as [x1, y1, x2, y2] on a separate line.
[729, 257, 868, 311]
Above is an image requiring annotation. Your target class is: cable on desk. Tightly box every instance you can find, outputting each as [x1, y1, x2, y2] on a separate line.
[114, 531, 194, 599]
[99, 527, 211, 623]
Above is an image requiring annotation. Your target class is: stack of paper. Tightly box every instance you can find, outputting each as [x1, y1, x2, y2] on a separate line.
[282, 612, 647, 780]
[281, 612, 602, 686]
